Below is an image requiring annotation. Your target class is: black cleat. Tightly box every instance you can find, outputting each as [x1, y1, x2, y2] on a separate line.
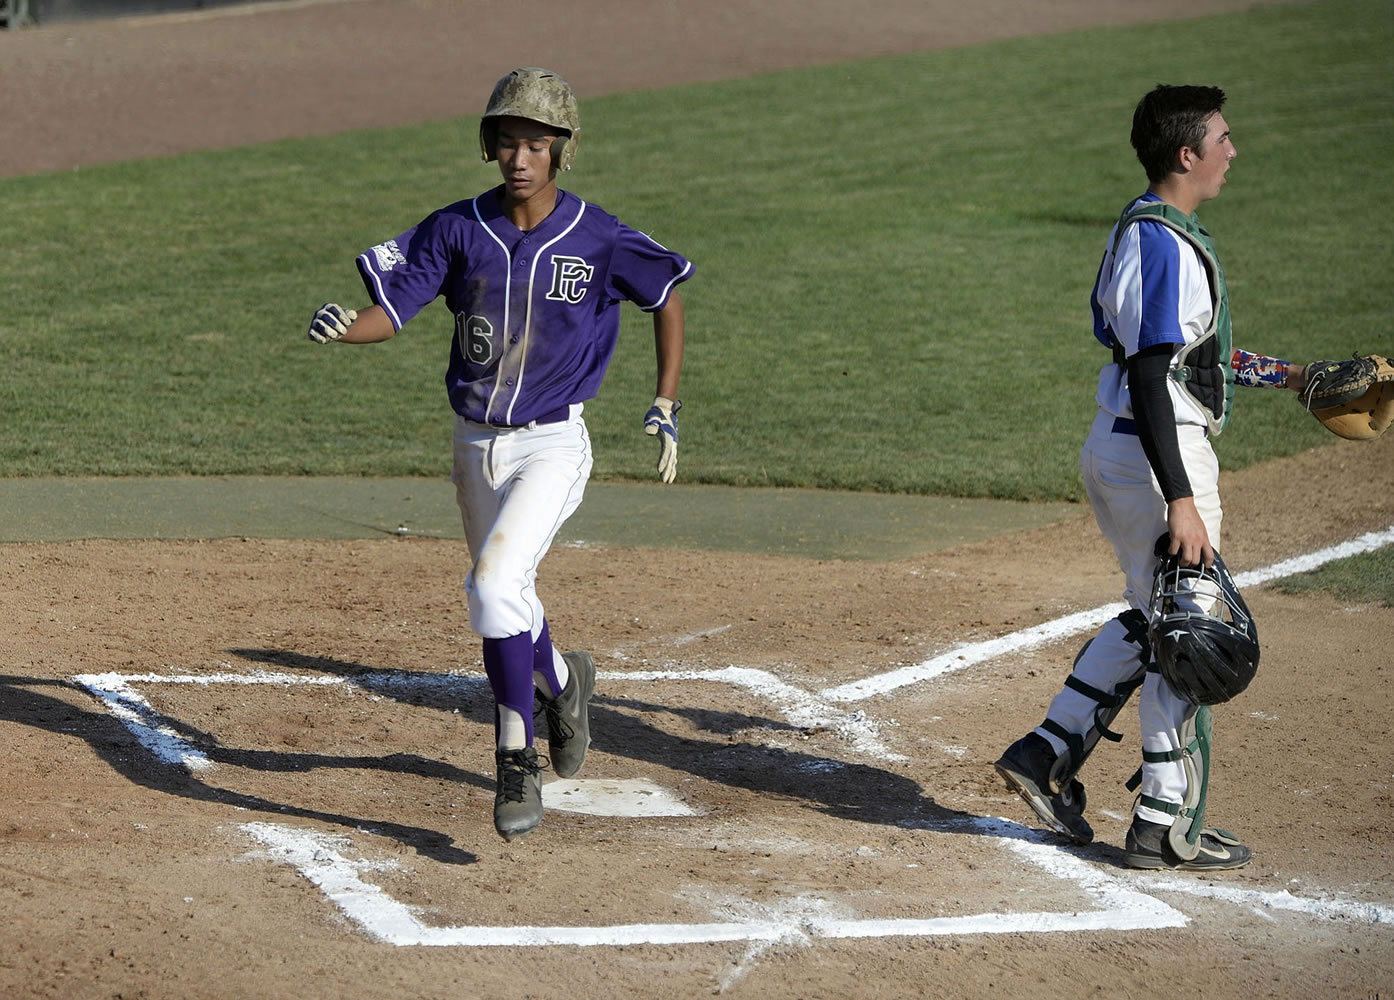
[994, 732, 1094, 845]
[1124, 817, 1252, 870]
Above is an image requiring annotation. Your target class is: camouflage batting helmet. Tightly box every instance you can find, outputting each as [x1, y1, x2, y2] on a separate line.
[479, 67, 581, 171]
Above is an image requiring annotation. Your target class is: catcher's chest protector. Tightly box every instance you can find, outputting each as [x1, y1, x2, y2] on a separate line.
[1114, 202, 1235, 435]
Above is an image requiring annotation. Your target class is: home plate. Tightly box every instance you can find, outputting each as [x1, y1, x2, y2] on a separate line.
[543, 777, 699, 817]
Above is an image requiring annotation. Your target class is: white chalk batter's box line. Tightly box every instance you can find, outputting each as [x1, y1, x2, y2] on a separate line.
[71, 663, 900, 773]
[233, 817, 1394, 949]
[73, 666, 1394, 946]
[71, 524, 1394, 948]
[821, 524, 1394, 701]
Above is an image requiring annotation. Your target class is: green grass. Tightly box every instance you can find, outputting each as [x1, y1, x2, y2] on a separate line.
[1271, 547, 1394, 607]
[1, 0, 1391, 498]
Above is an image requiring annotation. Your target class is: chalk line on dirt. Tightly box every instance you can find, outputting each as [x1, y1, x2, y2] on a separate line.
[240, 819, 1189, 947]
[76, 523, 1394, 774]
[821, 524, 1394, 702]
[73, 673, 213, 772]
[74, 662, 903, 772]
[72, 667, 488, 774]
[70, 519, 1394, 950]
[239, 809, 1394, 949]
[1132, 876, 1394, 925]
[602, 665, 903, 760]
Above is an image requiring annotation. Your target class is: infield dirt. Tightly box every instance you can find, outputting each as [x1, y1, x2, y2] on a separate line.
[3, 2, 1392, 999]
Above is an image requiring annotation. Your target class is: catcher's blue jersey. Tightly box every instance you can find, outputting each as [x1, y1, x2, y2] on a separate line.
[358, 186, 693, 426]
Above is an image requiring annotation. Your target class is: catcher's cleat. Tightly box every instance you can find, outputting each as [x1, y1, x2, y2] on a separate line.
[1124, 817, 1251, 871]
[493, 747, 545, 842]
[995, 733, 1094, 845]
[535, 651, 596, 779]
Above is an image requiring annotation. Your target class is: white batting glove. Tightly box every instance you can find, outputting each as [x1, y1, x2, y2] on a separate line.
[643, 396, 681, 484]
[308, 303, 357, 343]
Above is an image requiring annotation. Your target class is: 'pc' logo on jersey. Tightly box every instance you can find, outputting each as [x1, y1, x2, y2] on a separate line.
[546, 255, 595, 304]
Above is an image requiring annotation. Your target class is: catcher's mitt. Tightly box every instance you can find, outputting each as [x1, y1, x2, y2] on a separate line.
[1301, 353, 1394, 441]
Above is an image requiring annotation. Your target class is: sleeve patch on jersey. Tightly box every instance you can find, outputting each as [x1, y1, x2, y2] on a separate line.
[370, 239, 407, 272]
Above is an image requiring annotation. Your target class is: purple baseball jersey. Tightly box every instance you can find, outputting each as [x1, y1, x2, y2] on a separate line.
[356, 186, 693, 426]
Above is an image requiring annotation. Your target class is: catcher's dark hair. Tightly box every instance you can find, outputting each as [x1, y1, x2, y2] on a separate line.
[1130, 84, 1227, 183]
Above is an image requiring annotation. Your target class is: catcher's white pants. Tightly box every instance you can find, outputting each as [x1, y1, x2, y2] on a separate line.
[452, 408, 592, 640]
[1038, 409, 1221, 826]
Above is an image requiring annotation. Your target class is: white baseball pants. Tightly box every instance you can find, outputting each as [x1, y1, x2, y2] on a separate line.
[452, 409, 592, 640]
[1038, 408, 1222, 825]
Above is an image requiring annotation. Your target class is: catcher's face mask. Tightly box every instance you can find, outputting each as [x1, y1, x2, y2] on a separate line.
[1147, 535, 1260, 706]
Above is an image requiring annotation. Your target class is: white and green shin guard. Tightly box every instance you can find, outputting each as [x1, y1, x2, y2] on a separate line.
[1129, 705, 1213, 862]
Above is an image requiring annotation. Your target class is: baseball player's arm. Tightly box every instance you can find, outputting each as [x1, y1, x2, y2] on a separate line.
[307, 304, 396, 344]
[1231, 349, 1310, 392]
[652, 291, 684, 399]
[1128, 344, 1214, 567]
[643, 292, 685, 484]
[337, 305, 395, 343]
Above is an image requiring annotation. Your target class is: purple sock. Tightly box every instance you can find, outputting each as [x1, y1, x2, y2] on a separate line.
[533, 619, 563, 697]
[483, 632, 536, 746]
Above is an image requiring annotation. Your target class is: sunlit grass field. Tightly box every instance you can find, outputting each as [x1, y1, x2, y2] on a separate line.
[1, 0, 1390, 502]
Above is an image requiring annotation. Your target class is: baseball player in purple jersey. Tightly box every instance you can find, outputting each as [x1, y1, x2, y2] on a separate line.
[306, 67, 693, 842]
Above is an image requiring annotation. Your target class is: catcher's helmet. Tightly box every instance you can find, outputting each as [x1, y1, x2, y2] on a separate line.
[1147, 535, 1260, 706]
[479, 67, 581, 171]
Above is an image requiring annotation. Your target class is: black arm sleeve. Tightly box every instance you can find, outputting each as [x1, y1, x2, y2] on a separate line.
[1127, 344, 1193, 502]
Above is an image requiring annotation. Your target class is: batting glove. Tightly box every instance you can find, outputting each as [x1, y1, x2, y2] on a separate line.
[643, 396, 681, 484]
[308, 302, 357, 343]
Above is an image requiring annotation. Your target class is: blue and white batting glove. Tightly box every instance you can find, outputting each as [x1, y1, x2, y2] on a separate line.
[643, 396, 681, 484]
[307, 302, 357, 343]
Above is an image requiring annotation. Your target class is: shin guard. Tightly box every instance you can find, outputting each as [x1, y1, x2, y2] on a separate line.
[1042, 609, 1151, 790]
[1129, 705, 1213, 862]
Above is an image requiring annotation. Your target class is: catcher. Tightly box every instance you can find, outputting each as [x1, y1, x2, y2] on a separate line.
[994, 83, 1387, 872]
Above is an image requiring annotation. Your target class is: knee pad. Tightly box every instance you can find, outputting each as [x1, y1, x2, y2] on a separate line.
[1043, 609, 1151, 789]
[1127, 705, 1213, 862]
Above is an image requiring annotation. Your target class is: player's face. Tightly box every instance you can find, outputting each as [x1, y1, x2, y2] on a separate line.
[1189, 112, 1236, 203]
[495, 116, 561, 204]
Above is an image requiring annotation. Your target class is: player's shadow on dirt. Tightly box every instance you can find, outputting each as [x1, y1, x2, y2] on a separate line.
[588, 693, 971, 828]
[229, 647, 496, 724]
[231, 648, 970, 829]
[0, 675, 478, 866]
[232, 649, 1112, 845]
[595, 691, 1139, 863]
